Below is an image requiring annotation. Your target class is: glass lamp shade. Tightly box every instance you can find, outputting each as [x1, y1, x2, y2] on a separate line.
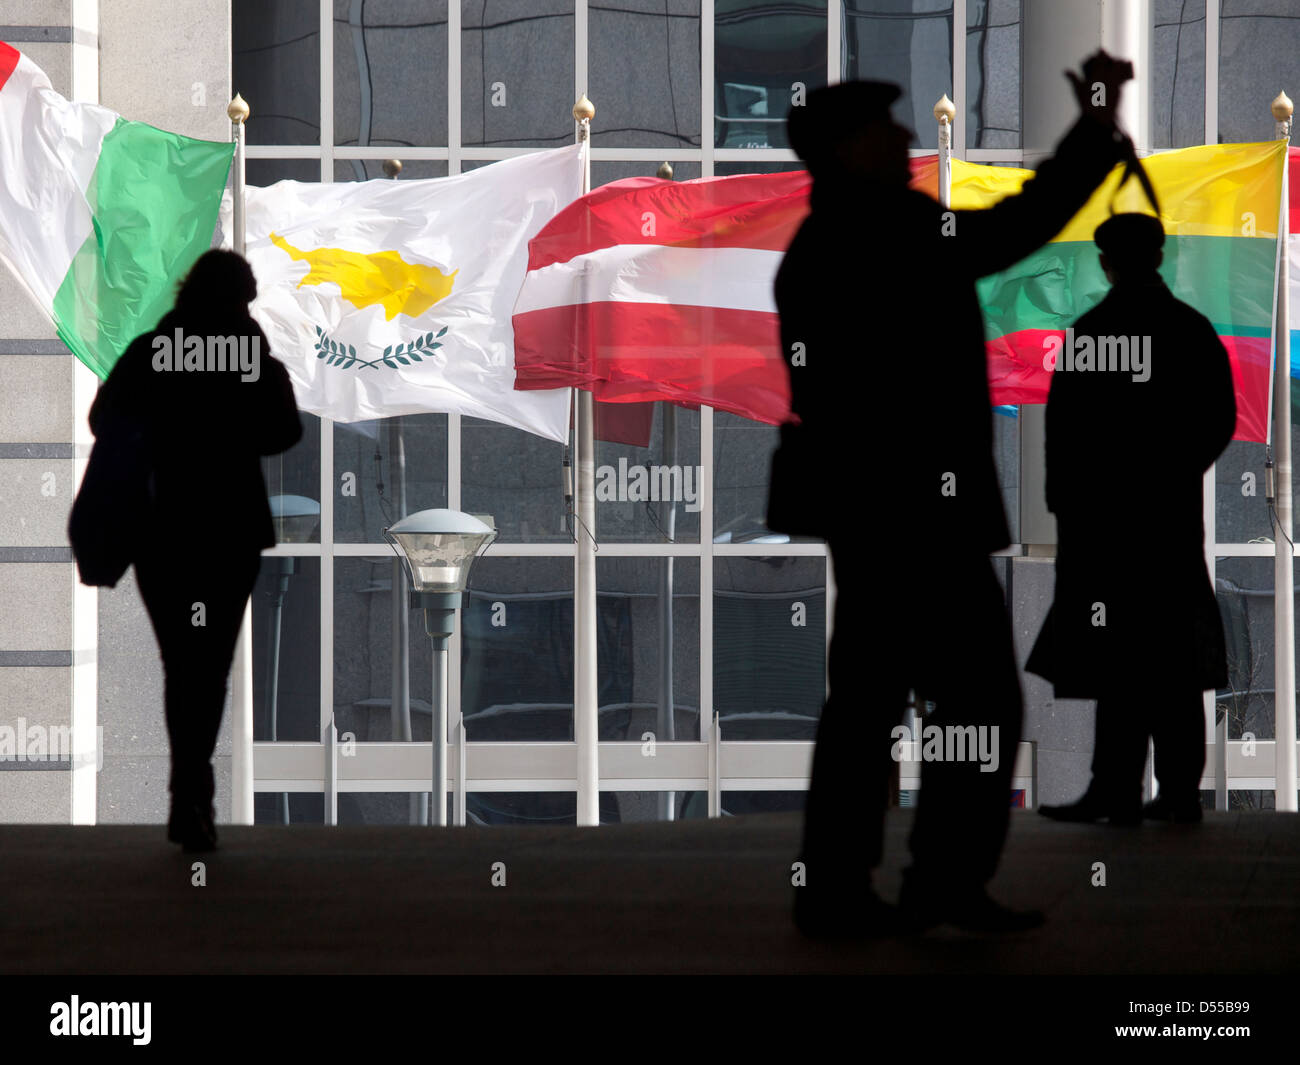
[270, 494, 321, 543]
[385, 509, 496, 594]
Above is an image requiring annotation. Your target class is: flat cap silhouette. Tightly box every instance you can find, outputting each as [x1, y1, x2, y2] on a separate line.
[1094, 212, 1165, 255]
[788, 80, 903, 167]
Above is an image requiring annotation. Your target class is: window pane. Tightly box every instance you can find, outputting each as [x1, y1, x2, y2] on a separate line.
[1215, 440, 1270, 542]
[714, 555, 826, 739]
[1214, 556, 1274, 744]
[966, 0, 1021, 149]
[1151, 0, 1205, 148]
[594, 404, 701, 544]
[253, 556, 322, 743]
[262, 414, 322, 544]
[248, 159, 322, 185]
[462, 555, 574, 740]
[461, 0, 575, 148]
[993, 406, 1019, 543]
[334, 556, 413, 744]
[716, 0, 828, 149]
[714, 408, 806, 544]
[590, 0, 702, 149]
[468, 792, 579, 825]
[844, 0, 951, 150]
[334, 415, 448, 543]
[605, 791, 708, 822]
[598, 557, 701, 743]
[331, 159, 449, 181]
[592, 160, 703, 186]
[232, 0, 321, 145]
[333, 0, 449, 148]
[1217, 1, 1300, 143]
[461, 417, 569, 543]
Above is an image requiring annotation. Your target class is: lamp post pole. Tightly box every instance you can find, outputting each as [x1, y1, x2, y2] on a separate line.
[421, 595, 459, 827]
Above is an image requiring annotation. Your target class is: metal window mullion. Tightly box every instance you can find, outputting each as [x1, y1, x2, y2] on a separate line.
[448, 412, 462, 778]
[1205, 0, 1219, 145]
[952, 0, 966, 156]
[702, 0, 714, 178]
[320, 0, 334, 181]
[449, 0, 461, 174]
[827, 0, 841, 85]
[320, 417, 336, 823]
[701, 405, 715, 754]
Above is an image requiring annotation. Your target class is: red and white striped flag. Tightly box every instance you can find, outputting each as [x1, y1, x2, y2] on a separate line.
[511, 170, 813, 425]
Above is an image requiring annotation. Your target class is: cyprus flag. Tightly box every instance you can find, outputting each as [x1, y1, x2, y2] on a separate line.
[236, 144, 584, 440]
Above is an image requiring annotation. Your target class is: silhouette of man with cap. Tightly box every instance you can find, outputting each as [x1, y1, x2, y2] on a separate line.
[770, 52, 1138, 938]
[1030, 213, 1236, 826]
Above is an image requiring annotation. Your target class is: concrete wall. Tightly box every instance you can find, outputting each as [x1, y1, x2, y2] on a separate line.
[0, 1, 232, 825]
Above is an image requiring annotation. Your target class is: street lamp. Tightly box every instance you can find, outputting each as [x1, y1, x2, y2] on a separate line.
[266, 494, 320, 824]
[385, 509, 496, 826]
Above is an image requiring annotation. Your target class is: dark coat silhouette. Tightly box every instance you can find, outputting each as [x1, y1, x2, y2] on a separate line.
[88, 306, 302, 555]
[1025, 278, 1236, 696]
[87, 275, 301, 849]
[769, 117, 1131, 555]
[772, 98, 1132, 934]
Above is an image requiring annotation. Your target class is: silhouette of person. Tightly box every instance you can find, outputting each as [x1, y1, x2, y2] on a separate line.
[1030, 213, 1236, 826]
[88, 249, 302, 851]
[769, 52, 1138, 939]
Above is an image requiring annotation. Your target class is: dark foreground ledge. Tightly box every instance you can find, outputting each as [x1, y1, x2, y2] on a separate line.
[1, 810, 1296, 975]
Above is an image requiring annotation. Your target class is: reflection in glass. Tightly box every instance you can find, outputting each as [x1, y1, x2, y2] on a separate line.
[598, 558, 701, 744]
[262, 414, 322, 543]
[461, 417, 568, 542]
[1151, 0, 1205, 149]
[594, 404, 702, 543]
[592, 160, 703, 188]
[232, 1, 322, 145]
[1215, 439, 1271, 543]
[604, 791, 706, 822]
[1217, 3, 1300, 143]
[252, 556, 322, 744]
[333, 0, 449, 149]
[1214, 556, 1274, 745]
[715, 0, 828, 149]
[590, 0, 702, 149]
[461, 556, 575, 741]
[844, 0, 951, 150]
[335, 414, 448, 543]
[714, 556, 826, 739]
[966, 0, 1021, 149]
[332, 160, 449, 182]
[461, 1, 575, 147]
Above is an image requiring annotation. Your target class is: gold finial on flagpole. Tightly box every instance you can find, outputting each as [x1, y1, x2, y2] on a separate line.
[573, 94, 595, 123]
[656, 161, 674, 180]
[382, 159, 403, 179]
[227, 93, 250, 124]
[1271, 90, 1294, 122]
[933, 93, 955, 125]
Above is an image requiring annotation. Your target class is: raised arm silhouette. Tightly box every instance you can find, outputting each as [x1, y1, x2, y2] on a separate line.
[770, 52, 1138, 939]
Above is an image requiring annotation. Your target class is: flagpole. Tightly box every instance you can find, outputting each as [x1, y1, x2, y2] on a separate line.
[935, 93, 954, 208]
[1272, 90, 1296, 811]
[573, 94, 600, 826]
[227, 92, 255, 826]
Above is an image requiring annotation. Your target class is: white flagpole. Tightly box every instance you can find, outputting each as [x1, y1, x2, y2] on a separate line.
[573, 94, 600, 826]
[228, 92, 255, 826]
[935, 93, 955, 208]
[1272, 90, 1296, 811]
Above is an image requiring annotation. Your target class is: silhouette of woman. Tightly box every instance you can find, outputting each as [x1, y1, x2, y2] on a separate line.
[89, 250, 302, 850]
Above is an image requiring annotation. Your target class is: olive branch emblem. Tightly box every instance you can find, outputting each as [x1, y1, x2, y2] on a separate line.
[313, 325, 448, 369]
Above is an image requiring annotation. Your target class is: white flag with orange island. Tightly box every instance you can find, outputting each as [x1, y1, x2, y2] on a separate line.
[237, 144, 584, 440]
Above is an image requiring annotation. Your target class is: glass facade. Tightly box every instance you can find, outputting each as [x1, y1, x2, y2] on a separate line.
[231, 1, 1298, 823]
